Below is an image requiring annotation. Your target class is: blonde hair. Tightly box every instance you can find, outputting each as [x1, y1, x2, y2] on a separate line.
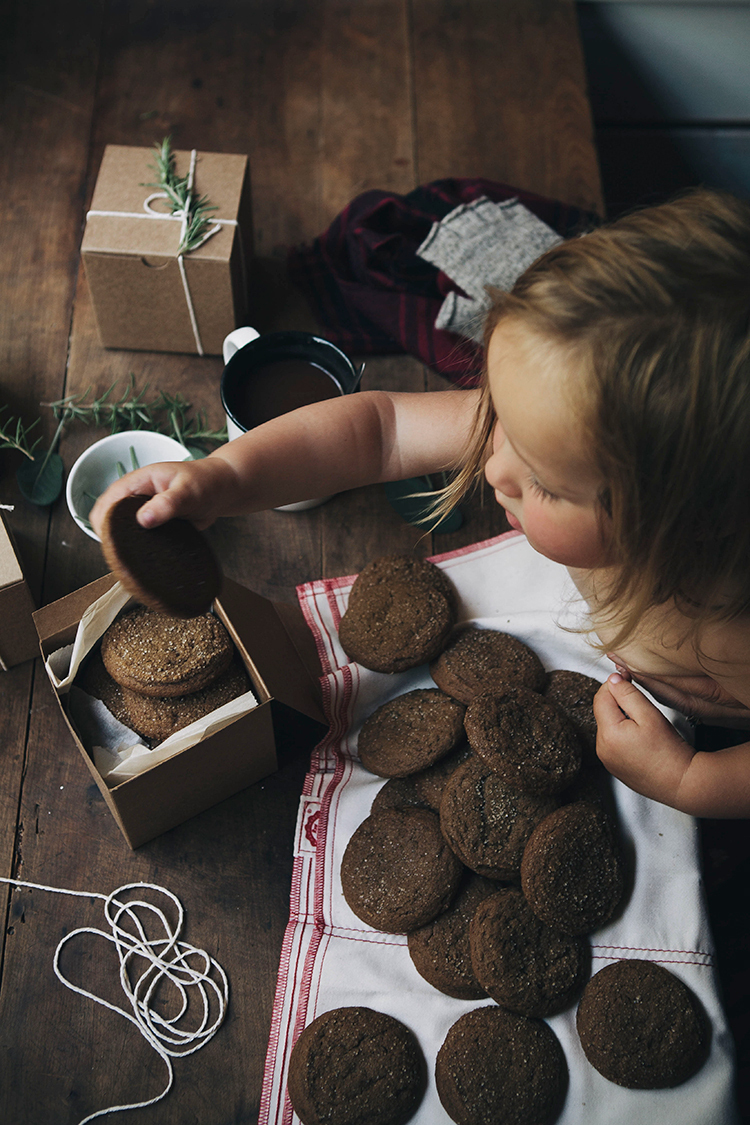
[439, 188, 750, 649]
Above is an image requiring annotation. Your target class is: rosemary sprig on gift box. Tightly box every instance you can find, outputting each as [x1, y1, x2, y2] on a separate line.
[144, 136, 218, 254]
[0, 375, 227, 506]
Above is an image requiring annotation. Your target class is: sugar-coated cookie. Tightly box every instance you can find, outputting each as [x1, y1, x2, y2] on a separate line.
[430, 626, 546, 704]
[370, 742, 472, 815]
[287, 1006, 425, 1125]
[576, 959, 709, 1088]
[464, 685, 581, 795]
[435, 1007, 568, 1125]
[407, 872, 497, 1000]
[469, 887, 588, 1017]
[340, 807, 463, 933]
[358, 688, 466, 778]
[101, 605, 234, 697]
[439, 755, 558, 881]
[121, 658, 251, 741]
[338, 554, 457, 673]
[521, 801, 625, 935]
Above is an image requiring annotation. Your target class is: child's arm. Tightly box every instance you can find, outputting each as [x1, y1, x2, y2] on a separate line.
[90, 387, 479, 535]
[594, 675, 750, 817]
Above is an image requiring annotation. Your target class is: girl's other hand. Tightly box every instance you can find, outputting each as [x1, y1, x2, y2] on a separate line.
[89, 457, 241, 537]
[593, 674, 695, 807]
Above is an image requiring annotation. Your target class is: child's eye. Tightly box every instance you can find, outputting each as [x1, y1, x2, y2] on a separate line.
[528, 474, 559, 502]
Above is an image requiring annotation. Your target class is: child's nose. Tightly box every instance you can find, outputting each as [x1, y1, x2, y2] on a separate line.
[484, 436, 523, 498]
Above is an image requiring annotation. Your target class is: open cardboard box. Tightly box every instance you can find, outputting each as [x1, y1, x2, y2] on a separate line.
[33, 573, 325, 848]
[0, 514, 39, 670]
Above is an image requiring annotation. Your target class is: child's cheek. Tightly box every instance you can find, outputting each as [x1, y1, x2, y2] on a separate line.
[523, 508, 602, 569]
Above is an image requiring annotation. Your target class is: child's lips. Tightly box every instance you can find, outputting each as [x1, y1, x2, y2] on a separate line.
[504, 510, 522, 532]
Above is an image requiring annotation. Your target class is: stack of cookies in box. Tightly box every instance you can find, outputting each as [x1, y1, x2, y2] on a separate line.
[285, 554, 710, 1125]
[78, 495, 250, 745]
[80, 606, 250, 744]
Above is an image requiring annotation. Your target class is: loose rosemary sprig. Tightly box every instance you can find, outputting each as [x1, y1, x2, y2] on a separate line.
[144, 136, 218, 254]
[45, 374, 227, 452]
[0, 406, 42, 460]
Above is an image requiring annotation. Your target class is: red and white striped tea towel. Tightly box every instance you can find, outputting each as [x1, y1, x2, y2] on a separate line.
[259, 531, 739, 1125]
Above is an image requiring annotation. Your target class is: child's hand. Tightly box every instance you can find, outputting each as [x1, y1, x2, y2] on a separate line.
[90, 456, 241, 537]
[593, 674, 696, 806]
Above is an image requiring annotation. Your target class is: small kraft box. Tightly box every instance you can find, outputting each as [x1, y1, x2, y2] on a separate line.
[0, 514, 39, 669]
[32, 574, 325, 849]
[81, 144, 252, 356]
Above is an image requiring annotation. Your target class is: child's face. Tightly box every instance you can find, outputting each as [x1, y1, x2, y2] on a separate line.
[484, 319, 608, 569]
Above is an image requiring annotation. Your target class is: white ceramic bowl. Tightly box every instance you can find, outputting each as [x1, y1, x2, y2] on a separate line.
[66, 430, 191, 540]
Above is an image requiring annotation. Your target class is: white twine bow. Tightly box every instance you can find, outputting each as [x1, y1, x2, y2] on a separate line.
[1, 875, 229, 1123]
[86, 149, 244, 355]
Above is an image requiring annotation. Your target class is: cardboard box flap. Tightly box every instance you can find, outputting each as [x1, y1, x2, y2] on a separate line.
[33, 573, 117, 655]
[0, 518, 24, 587]
[216, 579, 326, 726]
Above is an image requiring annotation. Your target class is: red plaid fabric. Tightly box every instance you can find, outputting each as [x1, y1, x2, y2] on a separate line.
[287, 178, 597, 387]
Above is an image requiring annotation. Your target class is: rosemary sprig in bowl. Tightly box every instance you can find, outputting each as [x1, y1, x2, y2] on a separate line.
[0, 375, 227, 508]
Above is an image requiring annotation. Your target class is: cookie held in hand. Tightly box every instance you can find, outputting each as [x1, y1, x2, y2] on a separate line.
[100, 494, 222, 618]
[287, 1006, 426, 1125]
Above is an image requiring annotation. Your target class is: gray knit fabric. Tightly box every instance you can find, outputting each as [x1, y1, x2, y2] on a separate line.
[417, 197, 563, 343]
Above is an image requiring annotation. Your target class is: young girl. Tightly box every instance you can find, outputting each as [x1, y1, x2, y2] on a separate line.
[91, 187, 750, 820]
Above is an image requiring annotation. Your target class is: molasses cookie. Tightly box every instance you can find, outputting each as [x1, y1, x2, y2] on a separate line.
[100, 494, 222, 618]
[101, 605, 234, 697]
[435, 1007, 568, 1125]
[287, 1006, 426, 1125]
[338, 554, 457, 673]
[370, 741, 472, 815]
[358, 688, 466, 778]
[543, 669, 600, 764]
[77, 650, 132, 728]
[464, 685, 582, 795]
[121, 658, 251, 742]
[469, 887, 588, 1017]
[340, 807, 463, 933]
[407, 872, 497, 999]
[576, 959, 709, 1089]
[521, 801, 625, 935]
[439, 755, 558, 881]
[430, 626, 546, 704]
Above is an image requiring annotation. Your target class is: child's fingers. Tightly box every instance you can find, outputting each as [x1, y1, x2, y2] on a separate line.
[593, 679, 632, 727]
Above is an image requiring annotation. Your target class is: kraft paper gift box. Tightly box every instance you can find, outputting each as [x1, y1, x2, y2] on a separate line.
[81, 144, 253, 356]
[33, 574, 324, 849]
[0, 514, 39, 670]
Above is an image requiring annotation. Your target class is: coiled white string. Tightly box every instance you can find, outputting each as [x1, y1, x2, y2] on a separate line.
[0, 876, 229, 1123]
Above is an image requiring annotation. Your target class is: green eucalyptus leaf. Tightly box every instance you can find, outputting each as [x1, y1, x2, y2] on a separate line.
[16, 451, 64, 506]
[184, 446, 204, 459]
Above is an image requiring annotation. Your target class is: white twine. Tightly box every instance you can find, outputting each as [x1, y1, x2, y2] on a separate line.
[0, 875, 229, 1124]
[86, 149, 242, 356]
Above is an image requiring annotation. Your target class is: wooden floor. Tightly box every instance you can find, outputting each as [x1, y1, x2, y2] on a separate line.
[0, 2, 607, 1122]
